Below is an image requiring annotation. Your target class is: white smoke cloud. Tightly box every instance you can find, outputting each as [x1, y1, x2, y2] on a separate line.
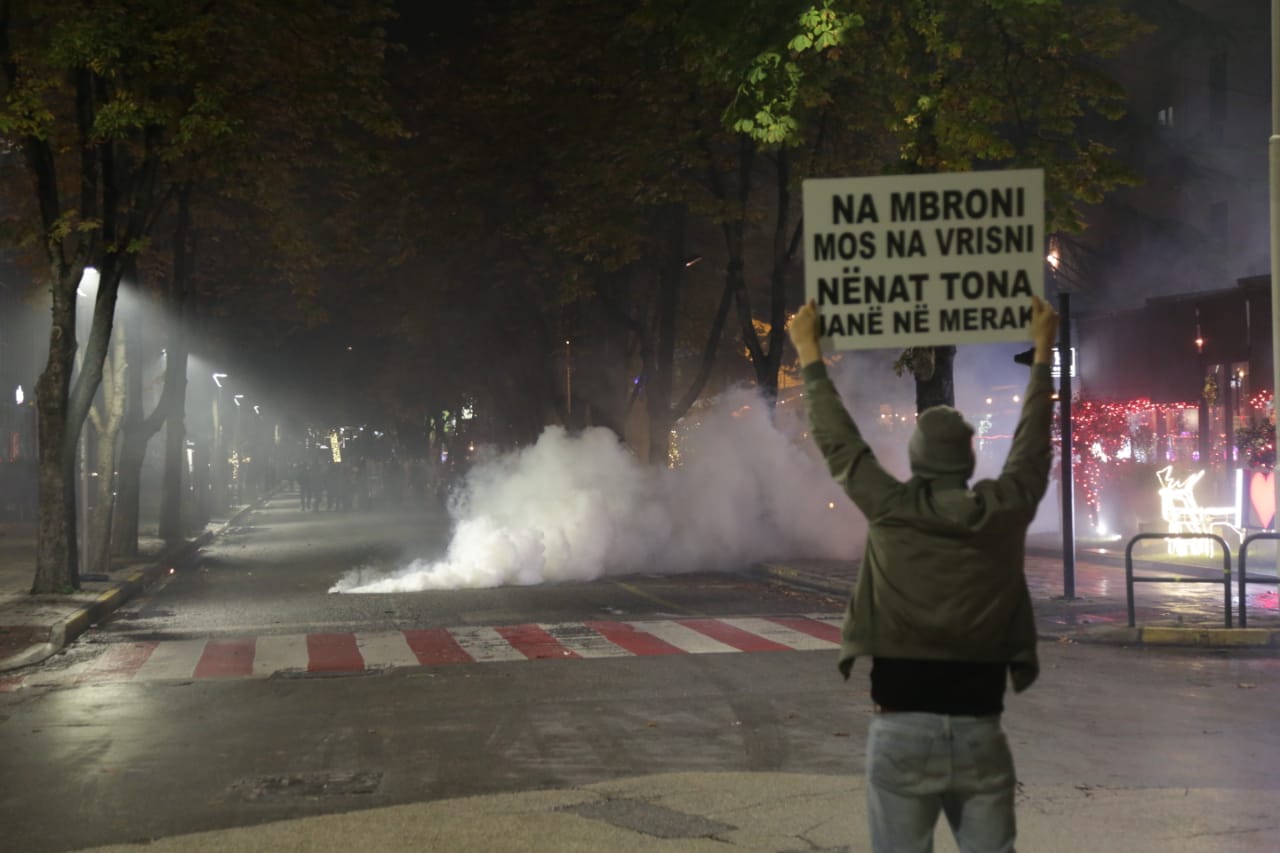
[331, 385, 864, 592]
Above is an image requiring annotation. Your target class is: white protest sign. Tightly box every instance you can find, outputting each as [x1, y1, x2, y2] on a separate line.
[802, 169, 1044, 350]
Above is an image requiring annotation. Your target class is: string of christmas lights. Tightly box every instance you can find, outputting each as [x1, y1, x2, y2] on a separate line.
[1059, 397, 1198, 527]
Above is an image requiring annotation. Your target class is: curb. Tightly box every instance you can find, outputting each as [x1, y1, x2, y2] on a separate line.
[756, 563, 1280, 649]
[0, 501, 261, 673]
[1131, 626, 1280, 647]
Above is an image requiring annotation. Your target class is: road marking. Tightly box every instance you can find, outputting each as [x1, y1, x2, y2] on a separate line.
[253, 634, 307, 677]
[78, 641, 157, 683]
[714, 617, 830, 651]
[4, 615, 842, 688]
[625, 620, 740, 655]
[540, 623, 631, 658]
[446, 626, 528, 662]
[403, 628, 472, 665]
[135, 639, 208, 681]
[193, 637, 256, 678]
[494, 624, 579, 660]
[307, 633, 364, 672]
[355, 631, 420, 669]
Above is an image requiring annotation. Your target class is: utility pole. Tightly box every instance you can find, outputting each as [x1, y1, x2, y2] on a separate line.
[1270, 0, 1280, 532]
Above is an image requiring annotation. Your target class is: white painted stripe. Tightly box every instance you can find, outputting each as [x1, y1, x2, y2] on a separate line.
[447, 626, 527, 662]
[540, 623, 632, 658]
[134, 638, 206, 681]
[355, 631, 420, 669]
[720, 617, 839, 651]
[253, 634, 308, 676]
[626, 620, 740, 654]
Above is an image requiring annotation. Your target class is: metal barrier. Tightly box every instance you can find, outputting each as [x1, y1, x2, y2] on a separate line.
[1124, 533, 1232, 628]
[1238, 532, 1280, 628]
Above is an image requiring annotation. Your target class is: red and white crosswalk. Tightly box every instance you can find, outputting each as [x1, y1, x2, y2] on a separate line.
[1, 614, 843, 691]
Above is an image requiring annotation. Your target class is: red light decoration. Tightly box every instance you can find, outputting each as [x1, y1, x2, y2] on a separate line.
[1059, 397, 1198, 527]
[1063, 392, 1276, 528]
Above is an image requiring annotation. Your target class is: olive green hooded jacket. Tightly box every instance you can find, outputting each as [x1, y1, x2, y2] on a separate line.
[801, 361, 1054, 693]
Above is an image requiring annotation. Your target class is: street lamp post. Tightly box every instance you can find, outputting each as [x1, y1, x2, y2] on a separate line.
[1048, 248, 1077, 599]
[565, 339, 572, 419]
[212, 373, 227, 513]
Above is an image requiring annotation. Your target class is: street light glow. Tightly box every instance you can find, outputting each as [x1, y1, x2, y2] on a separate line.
[75, 266, 100, 298]
[212, 372, 227, 387]
[233, 394, 244, 407]
[14, 385, 22, 405]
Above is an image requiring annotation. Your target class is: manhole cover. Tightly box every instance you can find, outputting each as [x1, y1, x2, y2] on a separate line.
[231, 769, 382, 802]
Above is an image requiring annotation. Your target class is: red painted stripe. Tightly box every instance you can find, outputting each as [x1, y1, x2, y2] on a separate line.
[584, 621, 684, 656]
[494, 624, 580, 660]
[678, 618, 792, 652]
[765, 616, 842, 643]
[0, 675, 23, 693]
[403, 628, 474, 665]
[78, 641, 158, 683]
[193, 638, 256, 678]
[306, 633, 364, 672]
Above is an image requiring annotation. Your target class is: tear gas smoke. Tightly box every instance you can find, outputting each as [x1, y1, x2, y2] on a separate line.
[331, 385, 864, 592]
[332, 346, 1057, 593]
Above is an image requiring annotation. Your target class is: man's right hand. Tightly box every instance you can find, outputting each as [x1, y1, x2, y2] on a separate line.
[1030, 295, 1059, 365]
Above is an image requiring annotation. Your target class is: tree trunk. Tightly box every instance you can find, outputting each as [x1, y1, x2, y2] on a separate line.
[645, 206, 684, 465]
[31, 272, 79, 594]
[915, 345, 957, 411]
[158, 183, 194, 545]
[645, 213, 735, 464]
[112, 264, 160, 558]
[87, 326, 127, 575]
[112, 427, 145, 559]
[158, 411, 185, 544]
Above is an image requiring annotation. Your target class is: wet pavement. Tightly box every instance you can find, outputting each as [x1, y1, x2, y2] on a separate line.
[2, 498, 1278, 851]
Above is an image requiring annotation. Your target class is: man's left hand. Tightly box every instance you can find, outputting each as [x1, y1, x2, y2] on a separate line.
[788, 299, 822, 366]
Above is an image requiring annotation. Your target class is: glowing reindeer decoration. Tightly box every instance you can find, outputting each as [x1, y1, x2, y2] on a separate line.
[1156, 466, 1240, 557]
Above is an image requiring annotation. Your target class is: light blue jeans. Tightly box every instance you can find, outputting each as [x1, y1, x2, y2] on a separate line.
[866, 711, 1017, 853]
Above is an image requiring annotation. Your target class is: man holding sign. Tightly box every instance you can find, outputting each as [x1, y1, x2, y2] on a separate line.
[788, 294, 1059, 853]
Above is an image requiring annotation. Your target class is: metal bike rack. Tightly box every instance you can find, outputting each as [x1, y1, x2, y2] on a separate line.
[1124, 533, 1232, 628]
[1237, 532, 1280, 628]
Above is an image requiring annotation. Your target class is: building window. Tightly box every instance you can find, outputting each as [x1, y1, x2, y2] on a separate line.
[1156, 105, 1175, 128]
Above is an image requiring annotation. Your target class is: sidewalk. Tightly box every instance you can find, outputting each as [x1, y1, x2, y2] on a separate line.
[73, 770, 1271, 853]
[0, 499, 260, 673]
[758, 534, 1280, 647]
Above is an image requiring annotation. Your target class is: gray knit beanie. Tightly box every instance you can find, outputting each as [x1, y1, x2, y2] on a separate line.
[908, 405, 976, 479]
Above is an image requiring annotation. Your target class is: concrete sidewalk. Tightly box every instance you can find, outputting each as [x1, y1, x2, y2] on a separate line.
[758, 535, 1280, 648]
[72, 770, 1273, 853]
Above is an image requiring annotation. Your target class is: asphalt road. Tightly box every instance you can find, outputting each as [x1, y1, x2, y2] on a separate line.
[1, 498, 1278, 852]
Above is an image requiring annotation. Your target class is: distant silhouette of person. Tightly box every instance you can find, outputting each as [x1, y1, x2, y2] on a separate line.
[787, 295, 1059, 853]
[312, 462, 328, 512]
[297, 462, 314, 510]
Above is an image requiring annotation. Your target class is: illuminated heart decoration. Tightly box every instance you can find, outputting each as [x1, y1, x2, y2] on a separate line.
[1250, 472, 1276, 529]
